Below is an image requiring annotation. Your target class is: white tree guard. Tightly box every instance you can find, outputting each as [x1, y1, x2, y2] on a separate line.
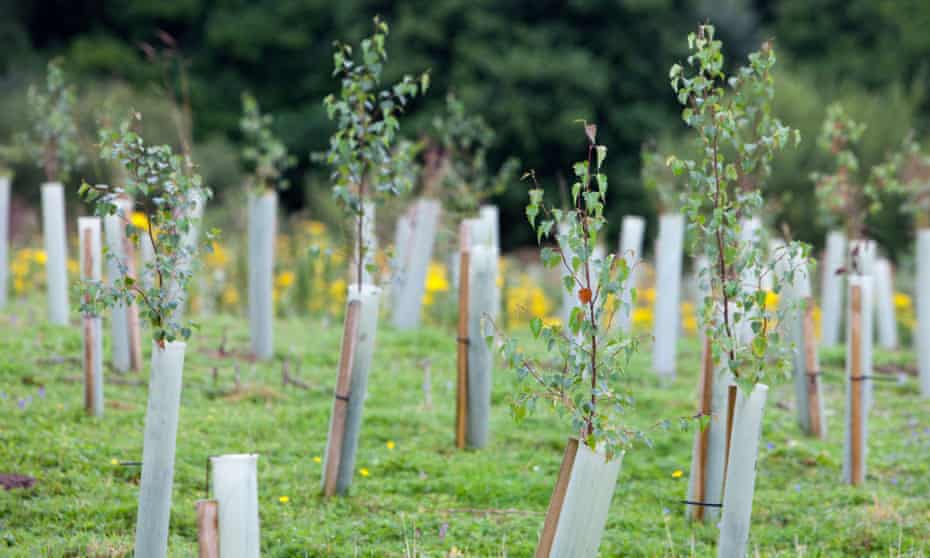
[391, 199, 440, 329]
[0, 176, 9, 309]
[390, 214, 411, 309]
[820, 230, 846, 346]
[917, 229, 930, 397]
[478, 205, 501, 319]
[139, 233, 155, 290]
[615, 215, 645, 332]
[466, 246, 495, 448]
[351, 200, 377, 286]
[134, 341, 186, 558]
[104, 204, 131, 372]
[653, 213, 684, 377]
[547, 444, 623, 557]
[843, 275, 873, 484]
[79, 217, 104, 417]
[685, 363, 734, 522]
[41, 182, 69, 324]
[322, 284, 380, 494]
[873, 257, 898, 350]
[211, 454, 260, 558]
[248, 191, 277, 360]
[718, 384, 769, 558]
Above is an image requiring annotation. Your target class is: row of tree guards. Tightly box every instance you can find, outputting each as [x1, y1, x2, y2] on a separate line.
[9, 21, 930, 558]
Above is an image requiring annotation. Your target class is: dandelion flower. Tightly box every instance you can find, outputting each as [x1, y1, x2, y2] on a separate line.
[278, 495, 290, 503]
[672, 469, 683, 478]
[313, 456, 322, 464]
[386, 440, 395, 450]
[111, 458, 119, 466]
[359, 467, 370, 477]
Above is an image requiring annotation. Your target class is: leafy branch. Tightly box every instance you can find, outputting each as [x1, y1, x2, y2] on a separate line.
[322, 16, 429, 286]
[79, 112, 215, 347]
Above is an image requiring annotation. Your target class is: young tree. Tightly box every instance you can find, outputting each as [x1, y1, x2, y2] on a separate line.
[497, 124, 638, 458]
[668, 26, 805, 389]
[240, 92, 295, 192]
[79, 112, 214, 346]
[20, 60, 85, 183]
[427, 93, 519, 217]
[323, 16, 429, 286]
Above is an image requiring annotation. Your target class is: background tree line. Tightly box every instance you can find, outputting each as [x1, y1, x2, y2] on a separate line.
[1, 0, 927, 257]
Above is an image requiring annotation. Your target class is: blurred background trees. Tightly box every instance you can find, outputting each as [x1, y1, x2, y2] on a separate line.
[0, 0, 927, 255]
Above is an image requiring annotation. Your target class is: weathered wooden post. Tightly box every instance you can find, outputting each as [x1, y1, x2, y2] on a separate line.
[41, 182, 69, 325]
[248, 190, 277, 360]
[873, 257, 898, 350]
[79, 217, 104, 417]
[844, 275, 872, 486]
[391, 199, 440, 329]
[820, 230, 846, 346]
[653, 213, 684, 377]
[615, 215, 645, 332]
[211, 454, 260, 558]
[195, 499, 220, 558]
[455, 225, 470, 449]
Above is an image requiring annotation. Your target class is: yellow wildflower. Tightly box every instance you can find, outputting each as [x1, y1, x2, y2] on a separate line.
[359, 467, 370, 477]
[672, 469, 683, 478]
[386, 440, 395, 450]
[278, 495, 289, 503]
[130, 212, 149, 230]
[425, 262, 449, 292]
[641, 287, 656, 304]
[632, 307, 653, 327]
[275, 271, 296, 289]
[221, 286, 240, 307]
[33, 250, 47, 264]
[894, 292, 912, 310]
[303, 220, 327, 236]
[206, 242, 230, 268]
[313, 456, 322, 463]
[67, 259, 79, 275]
[111, 458, 119, 466]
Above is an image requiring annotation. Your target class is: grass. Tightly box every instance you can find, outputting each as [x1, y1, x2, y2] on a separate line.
[1, 299, 930, 557]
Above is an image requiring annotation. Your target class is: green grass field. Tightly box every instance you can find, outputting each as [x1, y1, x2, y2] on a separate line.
[2, 302, 929, 557]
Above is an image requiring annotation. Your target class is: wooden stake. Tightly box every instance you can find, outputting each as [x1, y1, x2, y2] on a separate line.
[455, 223, 471, 449]
[802, 299, 823, 437]
[535, 437, 579, 558]
[323, 300, 362, 497]
[82, 228, 95, 415]
[693, 336, 713, 521]
[195, 499, 220, 558]
[722, 385, 737, 485]
[850, 285, 864, 485]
